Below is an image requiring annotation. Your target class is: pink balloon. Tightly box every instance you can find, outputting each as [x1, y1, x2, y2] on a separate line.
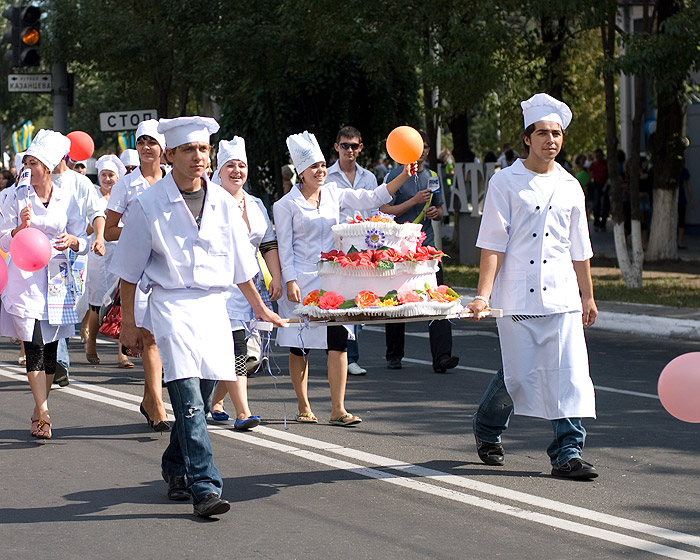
[658, 352, 700, 423]
[0, 257, 7, 293]
[10, 227, 52, 272]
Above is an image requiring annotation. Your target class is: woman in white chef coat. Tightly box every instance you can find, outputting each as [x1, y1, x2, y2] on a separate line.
[84, 154, 133, 368]
[104, 120, 170, 432]
[467, 93, 599, 480]
[273, 131, 415, 426]
[0, 130, 88, 439]
[208, 137, 283, 430]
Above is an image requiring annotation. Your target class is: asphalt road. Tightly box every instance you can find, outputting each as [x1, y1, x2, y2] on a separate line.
[1, 320, 699, 560]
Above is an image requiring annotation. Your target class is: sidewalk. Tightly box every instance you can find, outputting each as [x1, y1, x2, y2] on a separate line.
[452, 224, 700, 341]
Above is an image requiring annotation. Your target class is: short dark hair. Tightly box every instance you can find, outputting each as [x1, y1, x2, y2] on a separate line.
[336, 126, 362, 143]
[418, 130, 430, 147]
[521, 123, 536, 155]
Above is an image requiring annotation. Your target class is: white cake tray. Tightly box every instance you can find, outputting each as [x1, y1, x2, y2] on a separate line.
[250, 308, 502, 330]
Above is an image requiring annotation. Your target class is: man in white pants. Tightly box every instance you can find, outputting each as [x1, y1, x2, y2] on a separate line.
[111, 116, 285, 517]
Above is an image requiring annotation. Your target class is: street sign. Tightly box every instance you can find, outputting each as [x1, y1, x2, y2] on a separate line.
[99, 109, 158, 132]
[8, 73, 52, 92]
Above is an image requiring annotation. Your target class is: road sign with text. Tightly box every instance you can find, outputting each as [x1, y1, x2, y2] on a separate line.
[99, 109, 158, 132]
[8, 73, 51, 92]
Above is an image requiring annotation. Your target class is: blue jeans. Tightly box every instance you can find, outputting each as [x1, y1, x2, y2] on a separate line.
[57, 338, 70, 373]
[161, 378, 222, 503]
[472, 369, 586, 467]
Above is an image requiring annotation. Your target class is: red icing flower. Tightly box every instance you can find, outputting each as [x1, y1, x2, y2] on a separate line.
[355, 290, 380, 307]
[302, 290, 320, 306]
[318, 291, 344, 309]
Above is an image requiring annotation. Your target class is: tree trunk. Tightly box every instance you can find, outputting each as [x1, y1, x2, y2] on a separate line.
[447, 113, 472, 257]
[540, 16, 567, 100]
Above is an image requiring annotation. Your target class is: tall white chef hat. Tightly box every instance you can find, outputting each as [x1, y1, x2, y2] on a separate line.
[157, 116, 220, 149]
[213, 137, 247, 185]
[24, 129, 71, 172]
[135, 119, 166, 149]
[286, 130, 325, 174]
[521, 93, 572, 130]
[14, 151, 26, 174]
[119, 149, 140, 168]
[96, 154, 126, 178]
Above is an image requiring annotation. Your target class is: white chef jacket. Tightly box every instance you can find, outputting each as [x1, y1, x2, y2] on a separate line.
[227, 192, 275, 327]
[107, 167, 153, 225]
[477, 159, 595, 420]
[109, 173, 258, 382]
[0, 181, 88, 342]
[272, 181, 392, 348]
[86, 189, 117, 306]
[51, 168, 106, 226]
[477, 159, 593, 315]
[326, 160, 378, 222]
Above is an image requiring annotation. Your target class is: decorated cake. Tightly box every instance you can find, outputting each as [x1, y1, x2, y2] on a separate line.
[296, 213, 462, 319]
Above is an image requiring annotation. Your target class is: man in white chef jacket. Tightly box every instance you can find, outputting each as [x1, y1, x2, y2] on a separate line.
[110, 116, 285, 517]
[467, 93, 599, 480]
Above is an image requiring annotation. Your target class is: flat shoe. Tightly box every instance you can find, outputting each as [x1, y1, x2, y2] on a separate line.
[434, 355, 459, 373]
[475, 435, 505, 466]
[193, 493, 230, 518]
[295, 412, 318, 423]
[210, 410, 230, 422]
[329, 413, 362, 426]
[117, 359, 135, 369]
[233, 416, 261, 431]
[162, 471, 189, 501]
[35, 419, 52, 439]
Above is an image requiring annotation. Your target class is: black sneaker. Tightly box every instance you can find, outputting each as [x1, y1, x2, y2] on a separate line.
[434, 356, 459, 373]
[475, 435, 505, 466]
[387, 358, 402, 370]
[193, 493, 230, 518]
[161, 471, 189, 501]
[551, 458, 598, 480]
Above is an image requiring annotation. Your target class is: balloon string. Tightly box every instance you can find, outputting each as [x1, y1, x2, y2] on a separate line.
[256, 328, 288, 430]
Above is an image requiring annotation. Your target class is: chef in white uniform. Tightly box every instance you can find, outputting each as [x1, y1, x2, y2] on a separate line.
[105, 120, 170, 432]
[110, 116, 284, 518]
[0, 129, 88, 440]
[467, 93, 599, 480]
[273, 130, 415, 426]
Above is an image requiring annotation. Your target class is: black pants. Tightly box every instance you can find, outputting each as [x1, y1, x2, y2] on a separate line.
[385, 264, 452, 369]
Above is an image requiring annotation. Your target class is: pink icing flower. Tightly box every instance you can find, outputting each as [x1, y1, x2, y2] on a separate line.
[397, 289, 423, 304]
[318, 291, 345, 309]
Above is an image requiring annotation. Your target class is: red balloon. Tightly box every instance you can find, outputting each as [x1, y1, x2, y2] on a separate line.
[658, 352, 700, 423]
[0, 257, 7, 293]
[66, 131, 95, 161]
[10, 228, 53, 272]
[386, 126, 424, 165]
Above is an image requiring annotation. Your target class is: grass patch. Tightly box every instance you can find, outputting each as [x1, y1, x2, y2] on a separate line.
[444, 263, 700, 308]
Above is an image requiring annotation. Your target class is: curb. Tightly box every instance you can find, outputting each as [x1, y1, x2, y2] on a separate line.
[453, 287, 700, 342]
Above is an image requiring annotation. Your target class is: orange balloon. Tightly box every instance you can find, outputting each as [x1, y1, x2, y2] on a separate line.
[386, 126, 423, 164]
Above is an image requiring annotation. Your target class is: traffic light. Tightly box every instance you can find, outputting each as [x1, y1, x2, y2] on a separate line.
[2, 5, 41, 67]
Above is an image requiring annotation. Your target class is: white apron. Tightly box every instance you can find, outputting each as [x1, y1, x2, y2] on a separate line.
[497, 312, 596, 420]
[144, 286, 235, 383]
[276, 260, 327, 349]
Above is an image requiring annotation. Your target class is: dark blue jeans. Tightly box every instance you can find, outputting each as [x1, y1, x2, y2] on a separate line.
[472, 369, 586, 467]
[161, 378, 222, 503]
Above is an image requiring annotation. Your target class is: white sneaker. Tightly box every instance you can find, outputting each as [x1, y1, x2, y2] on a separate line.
[347, 362, 367, 375]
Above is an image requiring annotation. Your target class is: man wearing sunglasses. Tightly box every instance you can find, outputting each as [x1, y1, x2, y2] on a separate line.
[326, 126, 379, 377]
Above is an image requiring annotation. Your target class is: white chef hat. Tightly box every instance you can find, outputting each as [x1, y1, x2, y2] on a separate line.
[96, 154, 126, 178]
[157, 116, 220, 149]
[135, 119, 165, 149]
[214, 136, 247, 183]
[521, 93, 572, 130]
[24, 129, 71, 172]
[287, 130, 325, 174]
[14, 151, 26, 174]
[119, 149, 139, 167]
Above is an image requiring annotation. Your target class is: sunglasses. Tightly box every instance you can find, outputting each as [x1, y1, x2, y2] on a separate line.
[339, 142, 361, 150]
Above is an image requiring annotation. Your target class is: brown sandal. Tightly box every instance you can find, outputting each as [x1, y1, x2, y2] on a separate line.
[30, 418, 39, 437]
[86, 353, 101, 364]
[35, 419, 52, 439]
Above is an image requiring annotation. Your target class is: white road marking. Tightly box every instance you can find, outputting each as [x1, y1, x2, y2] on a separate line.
[1, 367, 697, 558]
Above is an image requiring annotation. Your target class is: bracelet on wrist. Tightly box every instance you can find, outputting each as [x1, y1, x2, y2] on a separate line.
[473, 295, 490, 306]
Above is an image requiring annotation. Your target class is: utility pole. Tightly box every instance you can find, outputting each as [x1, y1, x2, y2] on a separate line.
[52, 61, 68, 133]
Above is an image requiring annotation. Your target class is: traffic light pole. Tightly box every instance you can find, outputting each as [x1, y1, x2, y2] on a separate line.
[52, 62, 68, 133]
